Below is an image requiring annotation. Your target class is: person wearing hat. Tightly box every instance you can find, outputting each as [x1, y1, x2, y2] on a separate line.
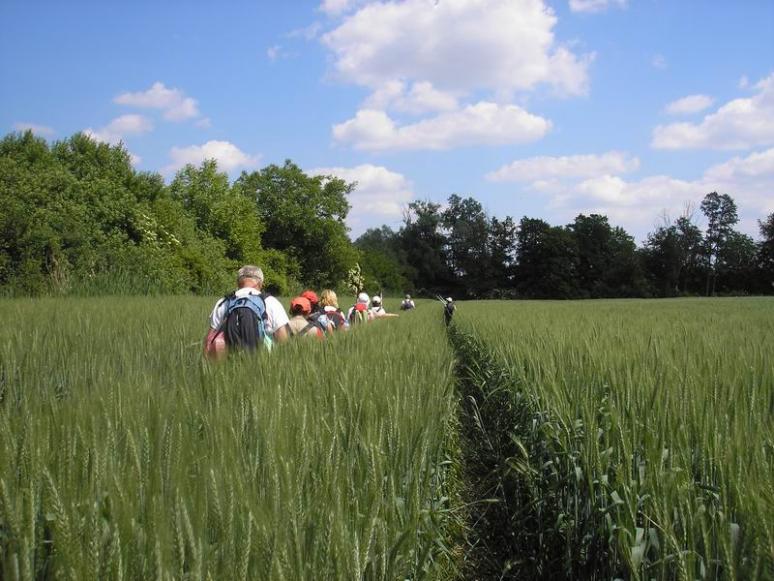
[300, 289, 333, 334]
[288, 296, 324, 339]
[369, 295, 399, 319]
[443, 296, 456, 326]
[347, 292, 372, 325]
[400, 294, 415, 311]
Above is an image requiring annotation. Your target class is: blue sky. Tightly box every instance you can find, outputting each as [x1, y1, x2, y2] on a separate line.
[2, 0, 773, 241]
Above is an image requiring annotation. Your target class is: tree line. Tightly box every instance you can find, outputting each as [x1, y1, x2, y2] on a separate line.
[1, 130, 772, 298]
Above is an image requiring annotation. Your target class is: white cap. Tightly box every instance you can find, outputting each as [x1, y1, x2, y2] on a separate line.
[357, 292, 369, 304]
[446, 297, 453, 302]
[372, 295, 382, 304]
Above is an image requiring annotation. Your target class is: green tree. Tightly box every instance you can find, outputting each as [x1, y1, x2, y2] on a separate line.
[399, 201, 454, 294]
[757, 213, 774, 293]
[515, 217, 579, 298]
[235, 161, 357, 288]
[442, 195, 490, 296]
[700, 192, 738, 296]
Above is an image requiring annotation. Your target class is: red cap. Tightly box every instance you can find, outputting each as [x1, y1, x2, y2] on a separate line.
[300, 290, 319, 306]
[290, 296, 312, 315]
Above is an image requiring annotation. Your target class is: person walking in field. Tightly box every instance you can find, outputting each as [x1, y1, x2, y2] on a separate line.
[369, 295, 398, 319]
[204, 265, 290, 359]
[443, 297, 456, 326]
[288, 297, 325, 339]
[300, 289, 333, 335]
[320, 289, 348, 331]
[347, 292, 371, 326]
[400, 294, 415, 311]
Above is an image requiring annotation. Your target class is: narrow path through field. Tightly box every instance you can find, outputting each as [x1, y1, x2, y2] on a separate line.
[447, 324, 527, 580]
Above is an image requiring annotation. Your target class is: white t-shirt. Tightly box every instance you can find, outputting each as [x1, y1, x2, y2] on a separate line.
[209, 288, 290, 335]
[369, 306, 386, 317]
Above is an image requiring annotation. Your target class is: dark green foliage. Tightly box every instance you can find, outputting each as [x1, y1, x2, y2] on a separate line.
[0, 133, 358, 296]
[235, 160, 358, 289]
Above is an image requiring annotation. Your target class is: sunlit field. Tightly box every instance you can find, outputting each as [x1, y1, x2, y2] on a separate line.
[1, 296, 772, 580]
[453, 298, 774, 580]
[0, 297, 458, 580]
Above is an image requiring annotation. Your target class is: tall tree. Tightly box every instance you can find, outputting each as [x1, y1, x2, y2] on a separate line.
[488, 216, 517, 292]
[515, 217, 579, 298]
[235, 161, 358, 288]
[442, 195, 490, 296]
[399, 200, 454, 293]
[700, 192, 738, 296]
[757, 213, 774, 293]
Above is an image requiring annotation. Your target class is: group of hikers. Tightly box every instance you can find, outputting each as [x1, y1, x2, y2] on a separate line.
[203, 265, 442, 360]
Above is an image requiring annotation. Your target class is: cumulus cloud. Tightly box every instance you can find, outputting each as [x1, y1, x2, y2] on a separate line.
[322, 0, 592, 98]
[486, 151, 639, 182]
[320, 0, 360, 15]
[652, 73, 774, 150]
[363, 81, 458, 115]
[114, 82, 201, 122]
[13, 122, 55, 137]
[664, 94, 714, 115]
[333, 102, 551, 151]
[569, 0, 627, 13]
[310, 163, 414, 233]
[84, 114, 154, 145]
[163, 141, 260, 175]
[507, 148, 774, 239]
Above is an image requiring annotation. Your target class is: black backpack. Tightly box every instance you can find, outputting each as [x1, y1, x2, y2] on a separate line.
[221, 292, 268, 352]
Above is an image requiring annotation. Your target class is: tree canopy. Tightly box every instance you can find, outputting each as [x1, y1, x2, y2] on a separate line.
[1, 130, 772, 298]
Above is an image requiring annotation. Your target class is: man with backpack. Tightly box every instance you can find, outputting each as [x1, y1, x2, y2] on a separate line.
[400, 294, 415, 311]
[204, 265, 290, 359]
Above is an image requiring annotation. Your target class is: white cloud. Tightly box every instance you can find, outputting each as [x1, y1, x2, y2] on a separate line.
[320, 0, 360, 15]
[13, 122, 55, 137]
[322, 0, 592, 98]
[363, 81, 458, 115]
[309, 163, 414, 234]
[738, 75, 750, 89]
[84, 114, 154, 145]
[486, 151, 639, 182]
[569, 0, 627, 13]
[652, 73, 774, 150]
[114, 82, 200, 122]
[129, 152, 142, 166]
[333, 102, 551, 151]
[163, 140, 260, 174]
[512, 148, 774, 239]
[664, 94, 714, 115]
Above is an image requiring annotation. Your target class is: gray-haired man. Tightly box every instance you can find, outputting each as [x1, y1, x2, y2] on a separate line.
[205, 266, 290, 357]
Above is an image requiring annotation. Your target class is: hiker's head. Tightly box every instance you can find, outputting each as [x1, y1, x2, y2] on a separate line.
[405, 294, 411, 300]
[371, 295, 382, 306]
[357, 292, 369, 305]
[301, 290, 319, 308]
[290, 296, 312, 316]
[320, 289, 338, 308]
[445, 297, 453, 303]
[237, 265, 264, 289]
